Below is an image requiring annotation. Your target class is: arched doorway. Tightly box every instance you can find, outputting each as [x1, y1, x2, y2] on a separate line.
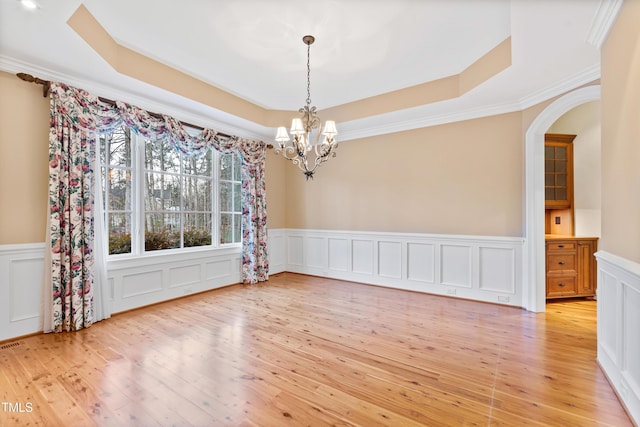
[523, 85, 601, 312]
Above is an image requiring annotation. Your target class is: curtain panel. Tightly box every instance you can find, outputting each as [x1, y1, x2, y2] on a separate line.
[45, 82, 269, 333]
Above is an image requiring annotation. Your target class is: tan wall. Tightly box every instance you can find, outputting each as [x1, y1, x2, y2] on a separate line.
[601, 0, 640, 262]
[284, 112, 524, 237]
[0, 71, 50, 244]
[548, 101, 601, 237]
[264, 150, 286, 229]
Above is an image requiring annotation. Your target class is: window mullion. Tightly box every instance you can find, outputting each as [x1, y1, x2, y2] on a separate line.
[213, 150, 219, 248]
[134, 133, 145, 255]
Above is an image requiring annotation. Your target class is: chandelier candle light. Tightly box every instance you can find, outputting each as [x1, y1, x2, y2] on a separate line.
[275, 35, 338, 180]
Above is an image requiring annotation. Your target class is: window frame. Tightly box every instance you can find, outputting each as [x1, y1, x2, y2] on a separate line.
[100, 126, 242, 259]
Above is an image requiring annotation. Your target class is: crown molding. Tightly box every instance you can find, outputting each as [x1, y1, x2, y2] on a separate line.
[338, 64, 600, 142]
[0, 55, 271, 142]
[1, 54, 600, 144]
[587, 0, 624, 49]
[337, 100, 523, 142]
[518, 63, 600, 111]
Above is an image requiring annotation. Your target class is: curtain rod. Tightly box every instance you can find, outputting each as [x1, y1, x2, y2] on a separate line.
[16, 72, 272, 147]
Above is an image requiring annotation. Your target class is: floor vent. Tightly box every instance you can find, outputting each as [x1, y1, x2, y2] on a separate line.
[0, 342, 21, 351]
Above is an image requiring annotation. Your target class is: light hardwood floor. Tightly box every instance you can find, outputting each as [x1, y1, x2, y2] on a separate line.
[0, 272, 633, 426]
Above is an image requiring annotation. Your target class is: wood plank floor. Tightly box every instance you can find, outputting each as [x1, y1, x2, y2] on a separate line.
[0, 272, 632, 426]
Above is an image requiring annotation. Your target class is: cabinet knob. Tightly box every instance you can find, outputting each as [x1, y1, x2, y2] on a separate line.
[558, 261, 565, 265]
[558, 245, 564, 248]
[558, 283, 566, 287]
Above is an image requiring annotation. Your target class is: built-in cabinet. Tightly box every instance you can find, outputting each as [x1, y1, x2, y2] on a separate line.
[545, 133, 574, 210]
[545, 237, 597, 299]
[544, 133, 597, 300]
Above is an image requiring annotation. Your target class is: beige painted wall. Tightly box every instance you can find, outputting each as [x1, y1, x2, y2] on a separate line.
[284, 112, 524, 237]
[0, 71, 50, 244]
[548, 101, 601, 237]
[601, 0, 640, 263]
[264, 150, 286, 229]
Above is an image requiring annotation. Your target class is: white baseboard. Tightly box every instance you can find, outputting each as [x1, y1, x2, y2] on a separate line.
[595, 250, 640, 425]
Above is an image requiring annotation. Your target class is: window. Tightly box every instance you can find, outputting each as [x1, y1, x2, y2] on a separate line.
[219, 153, 242, 245]
[100, 125, 241, 255]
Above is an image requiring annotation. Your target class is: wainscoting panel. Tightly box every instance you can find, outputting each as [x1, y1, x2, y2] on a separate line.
[441, 244, 473, 288]
[109, 248, 242, 313]
[9, 256, 43, 323]
[625, 284, 640, 399]
[169, 264, 201, 288]
[287, 235, 304, 267]
[378, 241, 402, 279]
[0, 244, 45, 341]
[407, 242, 435, 283]
[328, 238, 349, 272]
[352, 239, 375, 275]
[479, 247, 516, 294]
[268, 229, 286, 274]
[278, 229, 524, 307]
[206, 259, 233, 280]
[305, 237, 327, 271]
[121, 270, 163, 299]
[596, 251, 640, 426]
[598, 269, 619, 364]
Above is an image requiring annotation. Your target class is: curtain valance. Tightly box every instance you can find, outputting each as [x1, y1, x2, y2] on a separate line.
[50, 82, 267, 164]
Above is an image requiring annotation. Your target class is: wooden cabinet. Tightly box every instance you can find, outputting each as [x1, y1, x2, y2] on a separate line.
[545, 237, 597, 299]
[545, 133, 575, 209]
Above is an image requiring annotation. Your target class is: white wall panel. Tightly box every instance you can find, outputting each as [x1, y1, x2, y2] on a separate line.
[441, 244, 472, 288]
[378, 241, 402, 279]
[352, 240, 374, 275]
[268, 231, 286, 274]
[596, 251, 640, 426]
[9, 257, 43, 322]
[206, 259, 232, 280]
[169, 265, 201, 288]
[0, 244, 45, 341]
[305, 237, 326, 269]
[328, 238, 349, 272]
[407, 242, 435, 283]
[287, 235, 304, 266]
[479, 247, 516, 293]
[599, 269, 618, 361]
[122, 270, 163, 298]
[280, 229, 523, 307]
[624, 284, 640, 395]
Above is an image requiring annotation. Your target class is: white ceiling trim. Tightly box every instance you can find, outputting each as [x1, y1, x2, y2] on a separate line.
[0, 55, 270, 142]
[518, 64, 600, 111]
[586, 0, 624, 48]
[338, 64, 601, 142]
[1, 56, 600, 144]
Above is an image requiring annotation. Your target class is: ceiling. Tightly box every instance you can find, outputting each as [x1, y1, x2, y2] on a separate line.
[0, 0, 613, 141]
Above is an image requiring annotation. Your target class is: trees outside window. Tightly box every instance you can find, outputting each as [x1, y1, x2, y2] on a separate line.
[100, 126, 241, 255]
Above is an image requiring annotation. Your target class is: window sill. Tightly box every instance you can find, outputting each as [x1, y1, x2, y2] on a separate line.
[106, 244, 241, 271]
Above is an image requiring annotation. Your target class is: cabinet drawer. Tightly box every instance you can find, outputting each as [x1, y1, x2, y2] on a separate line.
[547, 241, 576, 251]
[547, 276, 577, 297]
[547, 254, 576, 272]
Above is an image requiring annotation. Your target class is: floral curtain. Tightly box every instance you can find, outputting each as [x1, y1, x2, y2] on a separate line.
[45, 82, 269, 333]
[45, 84, 120, 332]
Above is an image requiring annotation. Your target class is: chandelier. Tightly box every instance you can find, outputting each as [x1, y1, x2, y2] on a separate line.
[274, 35, 338, 180]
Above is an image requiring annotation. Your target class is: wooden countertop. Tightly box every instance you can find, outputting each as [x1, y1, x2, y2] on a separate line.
[545, 234, 599, 240]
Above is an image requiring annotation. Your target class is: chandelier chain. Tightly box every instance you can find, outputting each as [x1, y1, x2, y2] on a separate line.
[306, 43, 311, 107]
